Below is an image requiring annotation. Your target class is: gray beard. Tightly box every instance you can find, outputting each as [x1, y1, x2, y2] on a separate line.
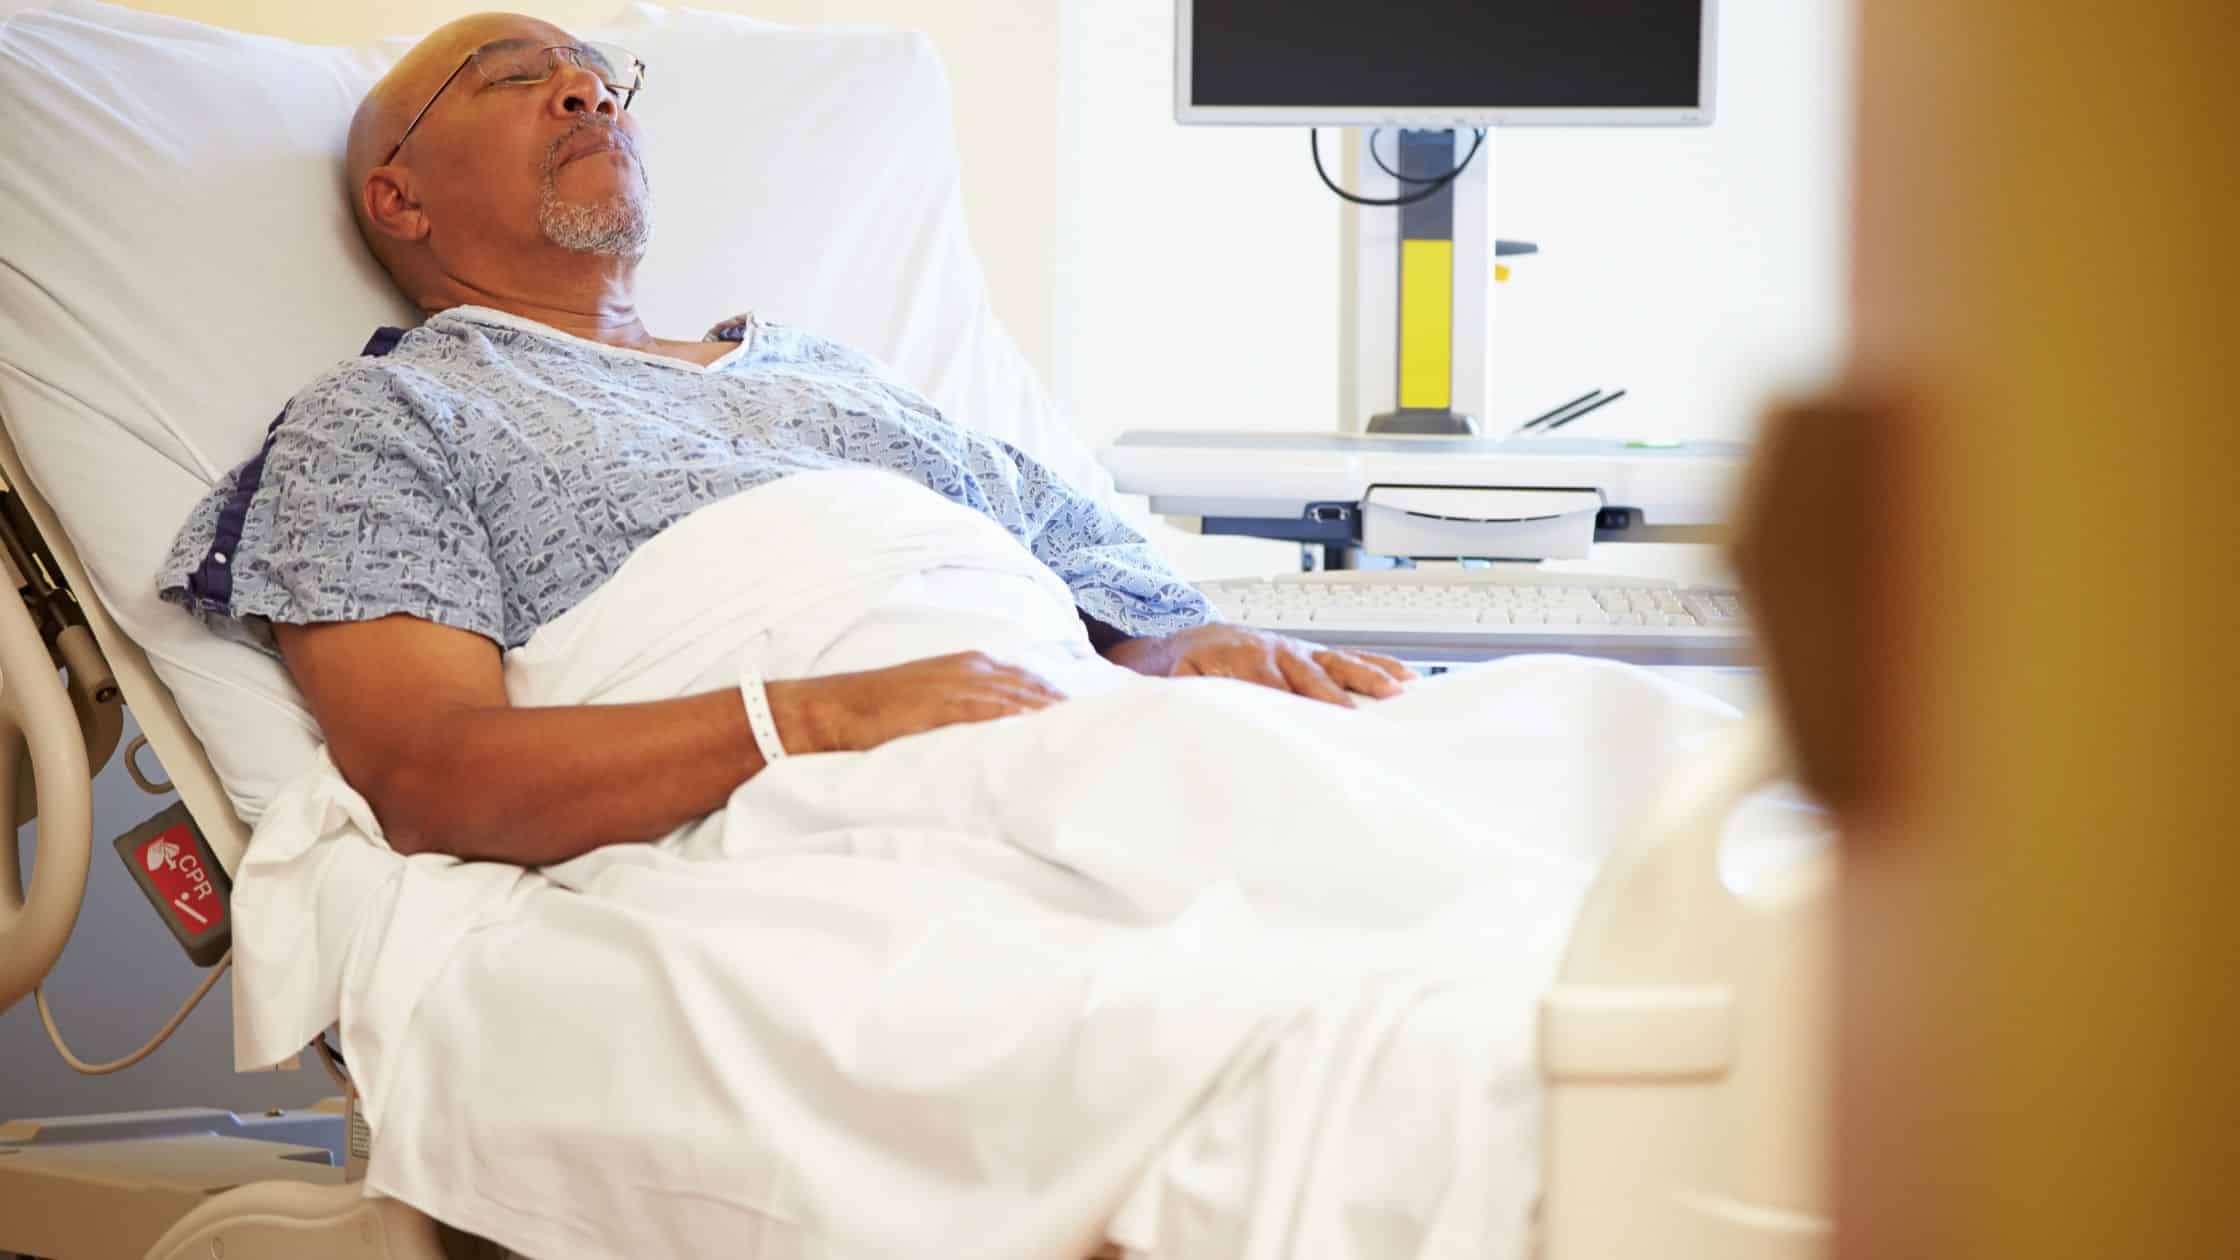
[538, 131, 653, 258]
[539, 188, 651, 257]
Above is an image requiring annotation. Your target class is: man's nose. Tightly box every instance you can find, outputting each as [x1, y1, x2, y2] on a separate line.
[548, 59, 619, 121]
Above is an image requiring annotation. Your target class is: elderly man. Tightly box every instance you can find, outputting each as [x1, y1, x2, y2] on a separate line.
[157, 12, 1411, 866]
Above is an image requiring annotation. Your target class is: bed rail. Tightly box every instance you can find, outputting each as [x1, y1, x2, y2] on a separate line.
[0, 479, 124, 824]
[0, 411, 254, 1014]
[0, 418, 253, 1025]
[1539, 708, 1834, 1259]
[0, 505, 102, 1011]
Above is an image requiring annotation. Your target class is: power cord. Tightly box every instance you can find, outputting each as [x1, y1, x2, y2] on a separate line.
[35, 949, 231, 1075]
[1367, 128, 1461, 184]
[1310, 127, 1486, 207]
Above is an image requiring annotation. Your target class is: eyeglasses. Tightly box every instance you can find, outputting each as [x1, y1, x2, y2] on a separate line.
[383, 39, 646, 166]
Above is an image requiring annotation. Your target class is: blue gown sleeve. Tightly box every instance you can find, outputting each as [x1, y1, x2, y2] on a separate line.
[981, 438, 1217, 639]
[156, 363, 507, 651]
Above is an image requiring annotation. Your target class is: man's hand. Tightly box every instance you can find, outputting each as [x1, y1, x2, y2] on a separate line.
[1103, 623, 1416, 706]
[772, 651, 1067, 753]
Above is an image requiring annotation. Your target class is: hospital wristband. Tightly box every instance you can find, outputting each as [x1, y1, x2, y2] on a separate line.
[740, 671, 788, 765]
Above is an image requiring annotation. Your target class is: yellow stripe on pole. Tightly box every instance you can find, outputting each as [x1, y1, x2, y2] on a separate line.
[1398, 238, 1453, 410]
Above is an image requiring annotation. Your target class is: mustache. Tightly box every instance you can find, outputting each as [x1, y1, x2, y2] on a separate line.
[543, 117, 640, 172]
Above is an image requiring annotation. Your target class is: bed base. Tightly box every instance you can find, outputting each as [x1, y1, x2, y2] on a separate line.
[0, 1105, 461, 1260]
[0, 1105, 1099, 1260]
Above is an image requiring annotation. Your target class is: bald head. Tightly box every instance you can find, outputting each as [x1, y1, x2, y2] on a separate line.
[345, 14, 523, 209]
[345, 13, 652, 311]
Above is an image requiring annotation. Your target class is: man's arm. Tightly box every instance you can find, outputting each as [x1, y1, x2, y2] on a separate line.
[275, 615, 1063, 865]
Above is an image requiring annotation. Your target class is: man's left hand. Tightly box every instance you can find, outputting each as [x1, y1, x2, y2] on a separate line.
[1104, 623, 1417, 706]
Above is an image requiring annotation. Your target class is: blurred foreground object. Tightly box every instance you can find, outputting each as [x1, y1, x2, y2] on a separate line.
[1733, 2, 2239, 1257]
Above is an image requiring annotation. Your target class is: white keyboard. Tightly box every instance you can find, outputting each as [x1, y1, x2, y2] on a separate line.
[1196, 570, 1754, 665]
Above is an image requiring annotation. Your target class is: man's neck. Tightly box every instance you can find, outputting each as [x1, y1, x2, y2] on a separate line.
[421, 256, 667, 354]
[448, 293, 657, 350]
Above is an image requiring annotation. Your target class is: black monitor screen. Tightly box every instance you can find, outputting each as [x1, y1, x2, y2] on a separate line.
[1189, 0, 1706, 111]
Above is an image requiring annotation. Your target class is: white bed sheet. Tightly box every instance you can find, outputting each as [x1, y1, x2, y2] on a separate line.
[229, 470, 1739, 1260]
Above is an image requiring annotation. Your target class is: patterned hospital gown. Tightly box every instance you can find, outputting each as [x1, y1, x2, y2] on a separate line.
[158, 305, 1213, 652]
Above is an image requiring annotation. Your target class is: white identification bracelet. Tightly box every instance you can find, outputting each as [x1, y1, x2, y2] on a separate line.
[740, 672, 788, 763]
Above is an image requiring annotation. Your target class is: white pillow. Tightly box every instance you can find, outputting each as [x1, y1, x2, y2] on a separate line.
[0, 0, 1106, 820]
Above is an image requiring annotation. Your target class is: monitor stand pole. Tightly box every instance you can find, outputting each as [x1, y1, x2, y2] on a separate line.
[1338, 128, 1503, 438]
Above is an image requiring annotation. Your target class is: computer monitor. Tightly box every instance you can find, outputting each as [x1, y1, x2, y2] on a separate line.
[1175, 0, 1717, 128]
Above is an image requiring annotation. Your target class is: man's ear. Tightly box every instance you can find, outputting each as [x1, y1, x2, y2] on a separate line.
[362, 168, 430, 244]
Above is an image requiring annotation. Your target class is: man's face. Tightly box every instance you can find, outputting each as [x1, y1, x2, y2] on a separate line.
[385, 18, 652, 263]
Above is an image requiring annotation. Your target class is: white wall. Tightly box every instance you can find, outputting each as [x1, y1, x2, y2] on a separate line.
[1489, 0, 1855, 440]
[1055, 0, 1346, 577]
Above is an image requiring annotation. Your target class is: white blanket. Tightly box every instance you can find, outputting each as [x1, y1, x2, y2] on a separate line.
[228, 469, 1740, 1260]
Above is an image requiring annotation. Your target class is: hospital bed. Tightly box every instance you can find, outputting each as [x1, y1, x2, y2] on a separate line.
[0, 3, 1834, 1257]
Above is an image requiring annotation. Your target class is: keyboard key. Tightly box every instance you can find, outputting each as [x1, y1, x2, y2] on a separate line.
[1311, 606, 1459, 625]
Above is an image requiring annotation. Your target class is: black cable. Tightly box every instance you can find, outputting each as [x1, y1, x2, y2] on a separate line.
[1366, 129, 1464, 184]
[1311, 127, 1485, 207]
